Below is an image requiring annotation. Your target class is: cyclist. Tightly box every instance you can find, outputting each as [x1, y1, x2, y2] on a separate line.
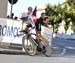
[28, 7, 37, 24]
[20, 12, 36, 37]
[28, 7, 48, 52]
[20, 12, 46, 52]
[35, 13, 49, 51]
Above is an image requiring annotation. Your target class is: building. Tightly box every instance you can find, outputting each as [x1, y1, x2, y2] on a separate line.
[0, 0, 8, 18]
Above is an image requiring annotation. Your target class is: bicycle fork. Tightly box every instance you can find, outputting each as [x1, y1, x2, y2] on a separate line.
[34, 39, 43, 49]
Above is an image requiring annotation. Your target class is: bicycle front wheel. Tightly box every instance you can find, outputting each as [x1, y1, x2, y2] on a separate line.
[22, 36, 37, 56]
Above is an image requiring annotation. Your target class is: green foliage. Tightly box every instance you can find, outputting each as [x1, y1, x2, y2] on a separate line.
[66, 0, 75, 8]
[45, 4, 63, 32]
[45, 1, 75, 33]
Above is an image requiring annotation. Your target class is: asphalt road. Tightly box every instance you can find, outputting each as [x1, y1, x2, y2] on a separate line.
[0, 54, 75, 63]
[52, 38, 75, 56]
[0, 38, 75, 56]
[0, 38, 75, 63]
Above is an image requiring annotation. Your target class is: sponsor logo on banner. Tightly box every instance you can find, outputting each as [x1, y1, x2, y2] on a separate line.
[0, 25, 21, 37]
[41, 25, 53, 46]
[0, 18, 22, 44]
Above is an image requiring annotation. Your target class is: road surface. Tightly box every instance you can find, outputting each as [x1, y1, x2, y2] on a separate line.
[0, 38, 75, 63]
[0, 54, 75, 63]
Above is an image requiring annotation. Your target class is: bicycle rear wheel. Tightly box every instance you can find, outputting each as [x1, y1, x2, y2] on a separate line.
[44, 45, 52, 57]
[22, 36, 37, 56]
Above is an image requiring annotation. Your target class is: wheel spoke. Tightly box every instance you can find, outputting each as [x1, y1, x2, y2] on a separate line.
[22, 36, 37, 55]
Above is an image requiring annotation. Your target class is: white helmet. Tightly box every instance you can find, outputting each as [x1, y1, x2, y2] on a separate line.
[20, 12, 28, 19]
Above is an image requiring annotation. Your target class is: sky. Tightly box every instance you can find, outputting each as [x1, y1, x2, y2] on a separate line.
[7, 0, 65, 17]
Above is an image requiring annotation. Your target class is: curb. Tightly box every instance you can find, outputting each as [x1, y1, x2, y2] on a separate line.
[0, 49, 26, 55]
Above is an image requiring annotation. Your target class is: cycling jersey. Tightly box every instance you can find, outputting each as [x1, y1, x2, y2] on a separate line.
[32, 15, 37, 24]
[22, 15, 36, 39]
[28, 15, 36, 28]
[35, 17, 45, 31]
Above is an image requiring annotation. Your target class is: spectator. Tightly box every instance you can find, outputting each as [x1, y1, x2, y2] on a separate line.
[44, 17, 49, 27]
[14, 16, 18, 20]
[7, 15, 10, 18]
[11, 13, 14, 19]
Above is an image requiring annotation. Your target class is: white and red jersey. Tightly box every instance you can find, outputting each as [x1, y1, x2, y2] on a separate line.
[32, 15, 37, 24]
[28, 15, 37, 27]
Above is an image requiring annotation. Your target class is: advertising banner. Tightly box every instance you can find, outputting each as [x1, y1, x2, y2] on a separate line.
[0, 18, 53, 47]
[41, 25, 53, 46]
[0, 18, 22, 44]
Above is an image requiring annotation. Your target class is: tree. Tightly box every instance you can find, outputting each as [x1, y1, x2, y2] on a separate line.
[65, 0, 75, 33]
[45, 4, 63, 32]
[45, 1, 75, 34]
[66, 0, 75, 8]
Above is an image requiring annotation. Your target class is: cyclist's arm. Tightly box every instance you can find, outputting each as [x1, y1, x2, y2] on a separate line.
[23, 23, 32, 31]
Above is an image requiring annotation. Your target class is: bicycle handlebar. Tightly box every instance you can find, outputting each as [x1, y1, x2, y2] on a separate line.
[20, 30, 28, 34]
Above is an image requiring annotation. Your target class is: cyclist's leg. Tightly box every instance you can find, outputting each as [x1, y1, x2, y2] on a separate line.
[35, 22, 46, 46]
[34, 38, 42, 52]
[36, 31, 47, 53]
[37, 31, 46, 46]
[30, 29, 43, 51]
[35, 22, 46, 52]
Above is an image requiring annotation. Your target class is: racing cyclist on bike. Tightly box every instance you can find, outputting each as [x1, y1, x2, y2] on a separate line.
[20, 12, 46, 53]
[28, 7, 47, 52]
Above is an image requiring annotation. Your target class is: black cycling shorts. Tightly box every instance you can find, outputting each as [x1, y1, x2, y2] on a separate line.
[35, 22, 41, 31]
